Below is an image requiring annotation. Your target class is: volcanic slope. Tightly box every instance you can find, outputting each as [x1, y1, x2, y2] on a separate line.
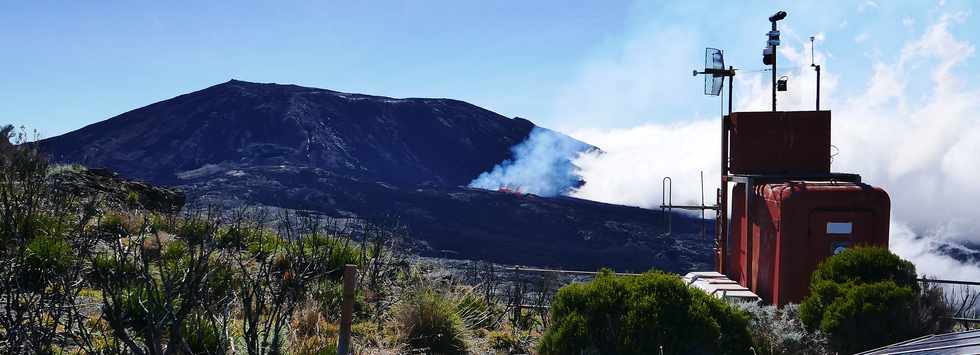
[37, 80, 712, 272]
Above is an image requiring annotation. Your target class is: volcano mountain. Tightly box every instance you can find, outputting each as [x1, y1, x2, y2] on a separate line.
[37, 80, 712, 272]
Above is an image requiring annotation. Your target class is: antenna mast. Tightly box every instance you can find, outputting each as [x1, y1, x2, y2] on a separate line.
[811, 36, 822, 110]
[689, 49, 734, 272]
[765, 11, 787, 111]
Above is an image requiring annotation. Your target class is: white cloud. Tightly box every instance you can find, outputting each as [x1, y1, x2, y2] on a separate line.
[557, 13, 980, 277]
[890, 221, 980, 280]
[569, 120, 719, 209]
[549, 24, 700, 132]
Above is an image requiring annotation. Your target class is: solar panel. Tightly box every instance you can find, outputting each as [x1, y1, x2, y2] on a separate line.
[857, 329, 980, 354]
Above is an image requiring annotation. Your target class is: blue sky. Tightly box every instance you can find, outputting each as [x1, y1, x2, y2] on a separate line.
[1, 1, 977, 138]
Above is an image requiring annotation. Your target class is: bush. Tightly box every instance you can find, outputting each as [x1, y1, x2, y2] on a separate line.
[485, 329, 524, 353]
[117, 287, 168, 333]
[818, 281, 918, 353]
[800, 247, 924, 353]
[89, 253, 140, 288]
[537, 270, 753, 355]
[809, 246, 918, 291]
[299, 234, 364, 276]
[453, 286, 493, 329]
[289, 301, 339, 355]
[20, 235, 75, 292]
[182, 313, 227, 354]
[736, 302, 830, 355]
[391, 288, 471, 354]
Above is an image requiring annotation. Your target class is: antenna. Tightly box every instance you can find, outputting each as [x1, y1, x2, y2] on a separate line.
[810, 36, 815, 66]
[810, 36, 822, 110]
[693, 48, 736, 114]
[703, 48, 725, 96]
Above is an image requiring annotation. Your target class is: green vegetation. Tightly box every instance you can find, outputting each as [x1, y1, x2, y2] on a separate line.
[800, 246, 949, 354]
[2, 125, 972, 354]
[537, 270, 753, 355]
[736, 302, 831, 355]
[391, 288, 472, 354]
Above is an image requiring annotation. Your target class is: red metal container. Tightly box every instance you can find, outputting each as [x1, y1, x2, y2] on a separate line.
[725, 180, 890, 305]
[729, 111, 831, 175]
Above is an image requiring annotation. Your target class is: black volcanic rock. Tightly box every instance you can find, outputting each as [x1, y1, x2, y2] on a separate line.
[36, 80, 712, 272]
[39, 80, 542, 187]
[49, 167, 185, 213]
[178, 164, 713, 272]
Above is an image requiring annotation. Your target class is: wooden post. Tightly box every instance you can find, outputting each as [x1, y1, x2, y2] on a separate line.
[337, 264, 357, 355]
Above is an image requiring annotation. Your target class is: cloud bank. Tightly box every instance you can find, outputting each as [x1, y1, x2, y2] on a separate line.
[559, 13, 980, 278]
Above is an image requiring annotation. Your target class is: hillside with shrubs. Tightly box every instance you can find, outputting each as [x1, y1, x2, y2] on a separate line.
[2, 124, 979, 354]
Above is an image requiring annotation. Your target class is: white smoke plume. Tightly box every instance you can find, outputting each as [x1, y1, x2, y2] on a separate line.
[468, 127, 590, 196]
[558, 13, 980, 278]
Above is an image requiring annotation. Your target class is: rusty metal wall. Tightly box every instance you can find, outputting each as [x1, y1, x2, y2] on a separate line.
[729, 111, 831, 174]
[726, 181, 890, 305]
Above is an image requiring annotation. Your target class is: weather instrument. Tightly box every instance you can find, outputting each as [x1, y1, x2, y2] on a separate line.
[766, 11, 787, 111]
[665, 9, 895, 306]
[777, 76, 789, 91]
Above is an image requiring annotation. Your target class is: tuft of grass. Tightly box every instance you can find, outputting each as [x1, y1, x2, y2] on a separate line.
[391, 288, 471, 354]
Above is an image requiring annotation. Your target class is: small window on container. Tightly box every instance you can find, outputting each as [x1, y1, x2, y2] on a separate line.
[826, 222, 853, 235]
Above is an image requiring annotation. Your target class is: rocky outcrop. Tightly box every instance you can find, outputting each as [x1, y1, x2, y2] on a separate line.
[49, 167, 185, 213]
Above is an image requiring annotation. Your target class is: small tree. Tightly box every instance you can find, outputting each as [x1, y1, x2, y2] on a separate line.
[800, 246, 927, 353]
[0, 125, 99, 353]
[537, 270, 753, 355]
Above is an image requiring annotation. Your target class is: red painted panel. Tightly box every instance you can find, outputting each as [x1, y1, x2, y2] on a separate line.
[729, 111, 831, 174]
[726, 181, 890, 305]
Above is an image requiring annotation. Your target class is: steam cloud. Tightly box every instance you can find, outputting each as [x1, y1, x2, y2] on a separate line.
[558, 13, 980, 278]
[468, 127, 591, 196]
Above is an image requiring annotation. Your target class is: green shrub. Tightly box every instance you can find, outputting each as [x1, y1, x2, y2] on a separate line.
[97, 213, 133, 240]
[176, 217, 212, 246]
[182, 313, 227, 354]
[453, 287, 493, 329]
[817, 281, 918, 353]
[391, 288, 471, 354]
[89, 253, 140, 288]
[299, 234, 364, 275]
[126, 191, 140, 208]
[809, 246, 918, 291]
[159, 240, 191, 274]
[117, 287, 168, 333]
[800, 247, 924, 353]
[20, 235, 75, 292]
[313, 279, 368, 322]
[486, 330, 520, 352]
[537, 270, 753, 355]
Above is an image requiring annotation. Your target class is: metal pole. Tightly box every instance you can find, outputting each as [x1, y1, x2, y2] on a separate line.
[744, 177, 753, 289]
[728, 66, 734, 115]
[337, 264, 357, 355]
[815, 65, 821, 110]
[719, 113, 729, 274]
[771, 22, 777, 112]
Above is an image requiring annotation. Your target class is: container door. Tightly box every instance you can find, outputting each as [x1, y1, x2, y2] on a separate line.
[808, 210, 874, 264]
